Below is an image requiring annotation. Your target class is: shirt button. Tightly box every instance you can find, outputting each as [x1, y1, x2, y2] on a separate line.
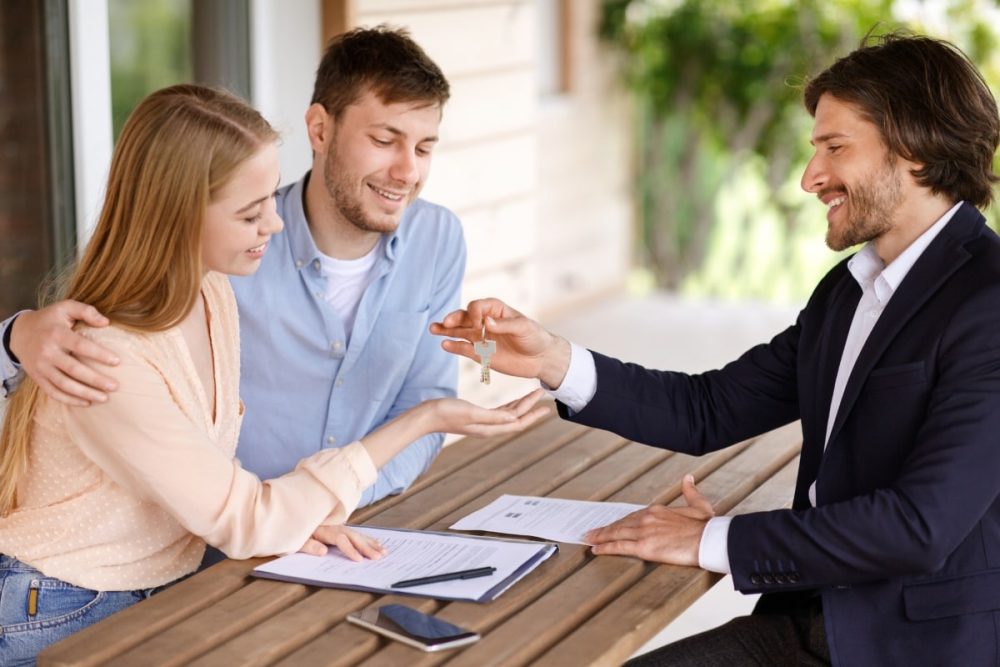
[313, 259, 320, 270]
[295, 259, 304, 268]
[330, 341, 343, 352]
[336, 378, 344, 387]
[327, 436, 337, 445]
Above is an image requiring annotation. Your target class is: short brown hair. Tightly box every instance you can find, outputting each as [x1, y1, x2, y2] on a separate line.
[311, 25, 450, 119]
[804, 32, 1000, 208]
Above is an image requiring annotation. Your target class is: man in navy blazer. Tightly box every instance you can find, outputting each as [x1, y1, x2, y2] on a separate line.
[433, 33, 1000, 665]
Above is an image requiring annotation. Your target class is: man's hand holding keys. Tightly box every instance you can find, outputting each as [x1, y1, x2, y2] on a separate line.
[430, 298, 573, 389]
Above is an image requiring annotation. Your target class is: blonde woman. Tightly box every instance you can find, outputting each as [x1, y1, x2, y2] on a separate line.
[0, 85, 545, 664]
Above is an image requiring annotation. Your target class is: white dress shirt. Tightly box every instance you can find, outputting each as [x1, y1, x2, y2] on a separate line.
[549, 201, 962, 573]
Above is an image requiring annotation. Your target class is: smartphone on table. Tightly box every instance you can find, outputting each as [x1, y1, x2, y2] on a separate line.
[346, 603, 480, 651]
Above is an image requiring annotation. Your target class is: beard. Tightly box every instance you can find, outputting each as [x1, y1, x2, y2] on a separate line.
[321, 142, 411, 235]
[825, 156, 903, 252]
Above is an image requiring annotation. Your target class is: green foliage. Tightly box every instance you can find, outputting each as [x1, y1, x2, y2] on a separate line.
[600, 0, 1000, 301]
[109, 0, 192, 140]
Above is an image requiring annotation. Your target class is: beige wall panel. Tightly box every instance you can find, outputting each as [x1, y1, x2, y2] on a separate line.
[462, 196, 535, 278]
[536, 237, 630, 311]
[537, 104, 631, 187]
[421, 132, 536, 212]
[460, 260, 537, 313]
[533, 1, 633, 315]
[538, 196, 631, 253]
[356, 2, 534, 76]
[442, 67, 535, 145]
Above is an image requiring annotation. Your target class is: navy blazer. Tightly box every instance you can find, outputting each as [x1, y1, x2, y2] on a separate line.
[562, 203, 1000, 665]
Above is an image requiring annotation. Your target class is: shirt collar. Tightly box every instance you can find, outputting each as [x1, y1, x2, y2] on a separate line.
[848, 200, 962, 301]
[284, 172, 401, 271]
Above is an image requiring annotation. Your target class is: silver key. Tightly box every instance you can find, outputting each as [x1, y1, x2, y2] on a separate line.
[474, 322, 497, 384]
[474, 339, 496, 384]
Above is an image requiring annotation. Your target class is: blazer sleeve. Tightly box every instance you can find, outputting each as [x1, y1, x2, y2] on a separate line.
[728, 284, 1000, 591]
[560, 317, 803, 455]
[63, 341, 378, 560]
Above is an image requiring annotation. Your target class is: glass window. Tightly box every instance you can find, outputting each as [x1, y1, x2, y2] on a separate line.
[108, 0, 251, 140]
[108, 0, 193, 140]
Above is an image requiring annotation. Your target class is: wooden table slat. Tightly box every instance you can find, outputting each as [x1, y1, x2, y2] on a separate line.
[604, 441, 750, 506]
[428, 430, 794, 665]
[284, 431, 626, 667]
[106, 580, 310, 667]
[38, 558, 259, 667]
[548, 442, 671, 501]
[363, 417, 594, 529]
[536, 455, 801, 666]
[37, 414, 803, 667]
[273, 595, 440, 667]
[363, 426, 802, 667]
[351, 415, 570, 524]
[186, 589, 375, 667]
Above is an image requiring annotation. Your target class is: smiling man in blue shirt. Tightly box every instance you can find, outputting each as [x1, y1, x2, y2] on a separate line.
[1, 27, 463, 508]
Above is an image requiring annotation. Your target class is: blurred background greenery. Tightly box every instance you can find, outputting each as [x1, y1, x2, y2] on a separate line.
[109, 0, 191, 140]
[600, 0, 1000, 303]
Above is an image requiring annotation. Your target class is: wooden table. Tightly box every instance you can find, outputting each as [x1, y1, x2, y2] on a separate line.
[40, 409, 802, 667]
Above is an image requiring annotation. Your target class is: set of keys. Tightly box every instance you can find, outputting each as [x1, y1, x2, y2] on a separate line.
[473, 321, 496, 384]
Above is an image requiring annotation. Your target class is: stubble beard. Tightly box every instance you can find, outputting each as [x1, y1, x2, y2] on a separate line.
[322, 144, 405, 235]
[825, 157, 903, 252]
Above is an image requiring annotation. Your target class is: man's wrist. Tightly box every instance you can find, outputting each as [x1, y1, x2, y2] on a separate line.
[698, 516, 733, 574]
[3, 313, 21, 365]
[539, 334, 572, 389]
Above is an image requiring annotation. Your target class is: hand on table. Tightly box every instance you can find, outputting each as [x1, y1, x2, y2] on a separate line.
[430, 298, 572, 389]
[584, 475, 715, 567]
[299, 524, 386, 560]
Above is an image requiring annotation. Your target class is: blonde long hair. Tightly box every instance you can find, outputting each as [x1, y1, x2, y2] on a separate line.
[0, 84, 278, 516]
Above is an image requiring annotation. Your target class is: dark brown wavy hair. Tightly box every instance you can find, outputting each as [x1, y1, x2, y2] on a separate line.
[311, 24, 450, 118]
[804, 32, 1000, 208]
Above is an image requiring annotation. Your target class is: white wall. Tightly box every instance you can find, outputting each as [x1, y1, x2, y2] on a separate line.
[68, 0, 114, 243]
[250, 0, 323, 186]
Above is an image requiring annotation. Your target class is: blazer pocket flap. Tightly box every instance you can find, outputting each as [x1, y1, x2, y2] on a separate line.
[866, 361, 926, 390]
[904, 569, 1000, 621]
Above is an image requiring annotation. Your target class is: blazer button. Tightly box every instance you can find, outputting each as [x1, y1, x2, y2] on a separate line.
[788, 572, 800, 584]
[749, 574, 763, 585]
[774, 573, 787, 584]
[762, 574, 774, 584]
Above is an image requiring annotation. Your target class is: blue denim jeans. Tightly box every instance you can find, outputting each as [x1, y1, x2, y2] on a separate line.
[0, 555, 157, 666]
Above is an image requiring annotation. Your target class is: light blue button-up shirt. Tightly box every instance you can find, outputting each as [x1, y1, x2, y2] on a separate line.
[0, 173, 466, 507]
[230, 174, 465, 505]
[1, 311, 24, 398]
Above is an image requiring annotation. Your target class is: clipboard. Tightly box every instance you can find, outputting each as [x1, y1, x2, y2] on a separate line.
[250, 525, 558, 603]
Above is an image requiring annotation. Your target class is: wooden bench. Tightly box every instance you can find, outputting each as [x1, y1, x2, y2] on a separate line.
[39, 409, 802, 667]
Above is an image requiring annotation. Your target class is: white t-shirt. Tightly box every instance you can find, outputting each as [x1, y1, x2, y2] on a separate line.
[317, 238, 383, 340]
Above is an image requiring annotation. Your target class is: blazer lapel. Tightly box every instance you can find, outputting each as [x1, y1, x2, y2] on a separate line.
[825, 204, 983, 449]
[813, 276, 860, 446]
[796, 273, 860, 506]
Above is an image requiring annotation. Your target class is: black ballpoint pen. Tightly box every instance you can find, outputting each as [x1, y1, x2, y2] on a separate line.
[390, 566, 497, 588]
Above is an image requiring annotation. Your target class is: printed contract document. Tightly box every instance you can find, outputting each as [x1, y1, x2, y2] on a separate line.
[450, 495, 646, 544]
[251, 526, 556, 602]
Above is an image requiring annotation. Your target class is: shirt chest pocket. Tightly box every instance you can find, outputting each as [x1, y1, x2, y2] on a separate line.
[366, 309, 430, 400]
